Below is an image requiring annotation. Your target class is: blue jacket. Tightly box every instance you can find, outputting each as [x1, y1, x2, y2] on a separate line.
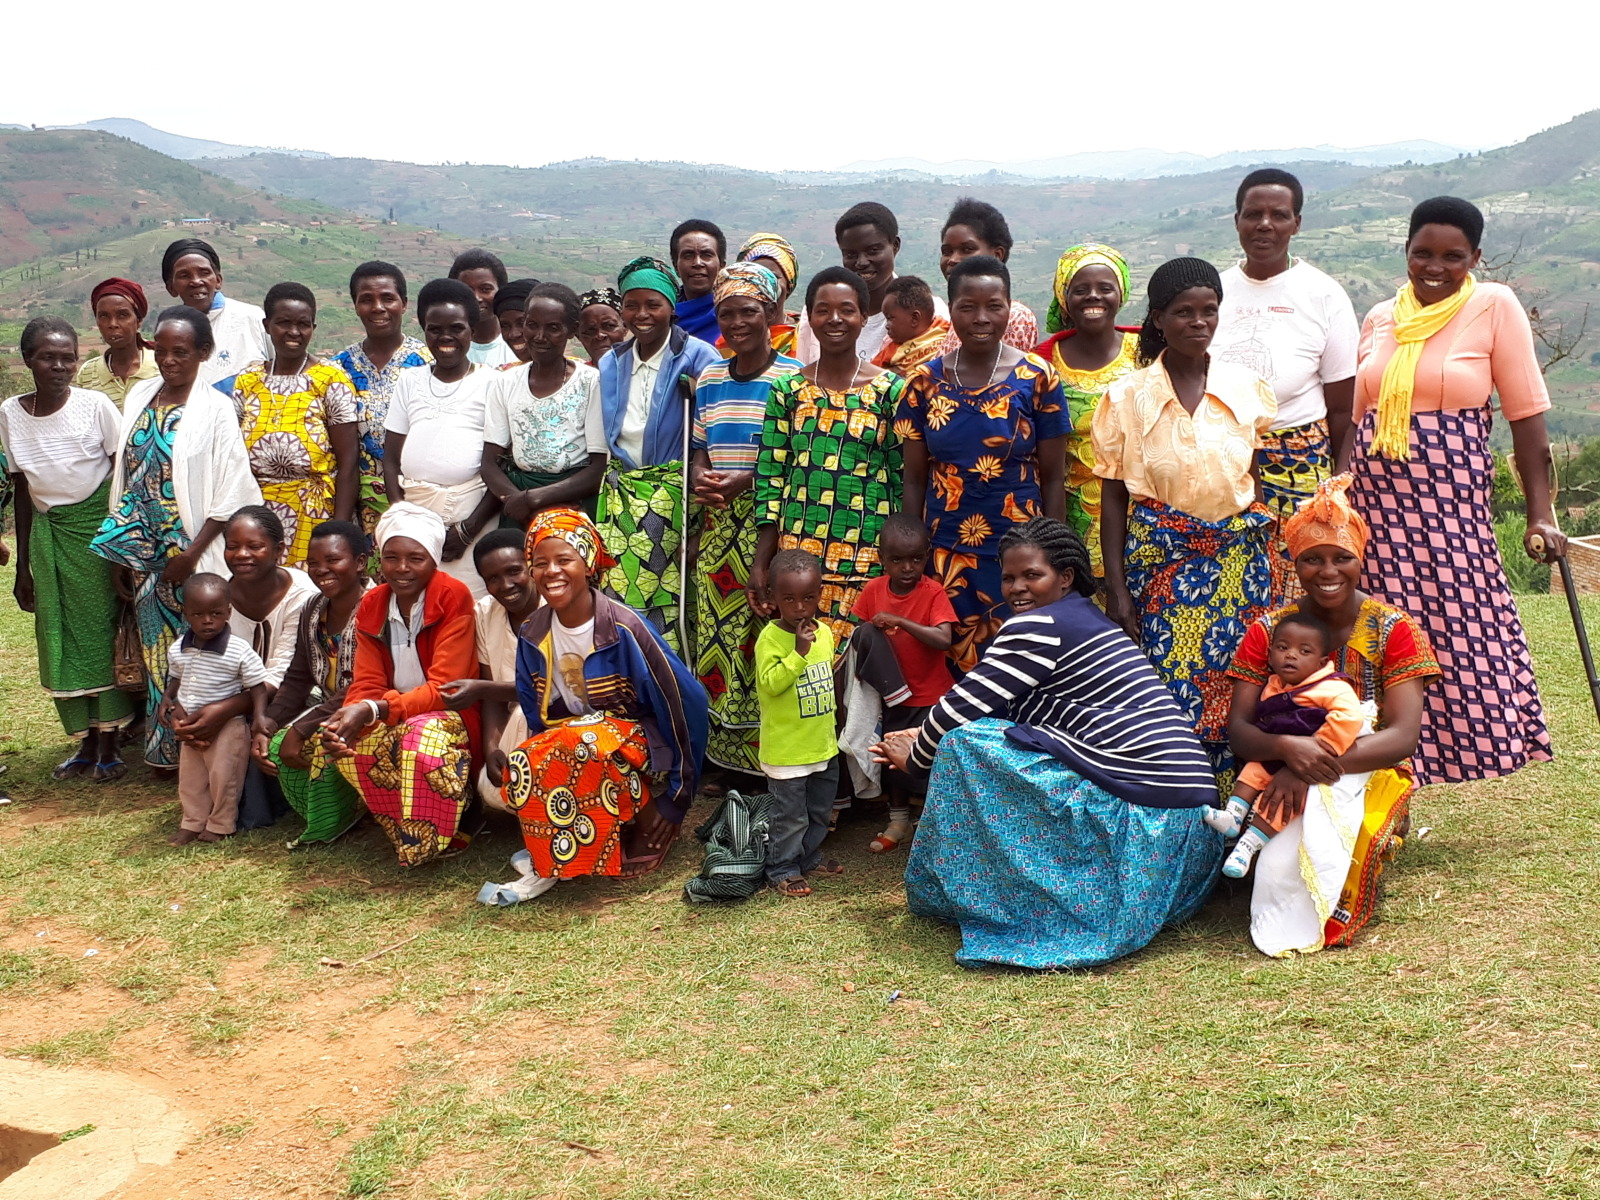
[515, 590, 709, 821]
[598, 326, 720, 470]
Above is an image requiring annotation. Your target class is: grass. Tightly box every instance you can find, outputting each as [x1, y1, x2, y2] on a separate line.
[2, 565, 1599, 1198]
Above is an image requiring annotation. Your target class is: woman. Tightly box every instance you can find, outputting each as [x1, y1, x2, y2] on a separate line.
[492, 278, 540, 365]
[691, 263, 803, 773]
[229, 283, 360, 569]
[750, 266, 904, 654]
[899, 256, 1067, 671]
[1033, 244, 1142, 576]
[90, 306, 262, 770]
[733, 233, 801, 357]
[223, 506, 319, 687]
[318, 502, 480, 866]
[251, 520, 371, 847]
[1093, 258, 1277, 783]
[500, 508, 708, 893]
[1214, 169, 1359, 603]
[1227, 475, 1439, 954]
[595, 256, 719, 652]
[482, 283, 608, 526]
[76, 278, 158, 406]
[159, 238, 268, 387]
[1345, 196, 1557, 783]
[935, 198, 1038, 355]
[1, 318, 131, 779]
[576, 289, 627, 365]
[876, 518, 1221, 969]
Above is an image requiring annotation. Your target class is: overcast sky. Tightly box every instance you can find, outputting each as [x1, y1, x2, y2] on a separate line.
[8, 2, 1596, 171]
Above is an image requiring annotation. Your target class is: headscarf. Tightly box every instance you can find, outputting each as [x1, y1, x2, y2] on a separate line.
[578, 287, 623, 313]
[1369, 273, 1477, 461]
[736, 233, 798, 291]
[492, 277, 540, 316]
[1283, 473, 1369, 561]
[89, 277, 155, 349]
[1047, 243, 1130, 334]
[712, 262, 781, 306]
[161, 238, 220, 284]
[374, 501, 446, 565]
[526, 507, 615, 574]
[617, 256, 681, 305]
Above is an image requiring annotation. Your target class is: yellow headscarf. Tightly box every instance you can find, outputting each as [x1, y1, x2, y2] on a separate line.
[736, 233, 798, 292]
[525, 507, 615, 574]
[1370, 274, 1477, 460]
[1047, 243, 1130, 334]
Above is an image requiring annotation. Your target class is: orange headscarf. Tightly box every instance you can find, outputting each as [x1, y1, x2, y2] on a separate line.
[525, 507, 615, 574]
[1283, 472, 1369, 561]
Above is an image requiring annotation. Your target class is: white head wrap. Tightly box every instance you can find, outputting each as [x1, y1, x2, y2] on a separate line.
[373, 501, 446, 565]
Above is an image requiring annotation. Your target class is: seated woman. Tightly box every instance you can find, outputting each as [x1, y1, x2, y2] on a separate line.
[875, 518, 1222, 970]
[250, 520, 372, 847]
[1226, 474, 1439, 956]
[499, 509, 708, 897]
[318, 502, 480, 866]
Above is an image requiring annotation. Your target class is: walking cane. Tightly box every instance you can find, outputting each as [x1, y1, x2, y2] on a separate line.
[677, 373, 696, 655]
[1516, 450, 1600, 726]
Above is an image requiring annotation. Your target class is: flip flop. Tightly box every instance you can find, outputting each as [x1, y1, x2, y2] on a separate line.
[618, 825, 679, 879]
[774, 876, 812, 898]
[52, 756, 96, 781]
[91, 760, 128, 784]
[804, 858, 845, 877]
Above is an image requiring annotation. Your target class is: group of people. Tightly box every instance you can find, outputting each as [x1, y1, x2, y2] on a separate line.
[0, 170, 1562, 967]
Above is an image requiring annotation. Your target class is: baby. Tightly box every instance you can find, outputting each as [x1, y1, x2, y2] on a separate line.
[1207, 611, 1363, 878]
[872, 276, 952, 375]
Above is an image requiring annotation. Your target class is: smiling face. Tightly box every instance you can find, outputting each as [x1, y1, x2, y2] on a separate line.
[751, 255, 793, 306]
[421, 301, 474, 371]
[24, 330, 78, 392]
[305, 533, 367, 600]
[939, 222, 1004, 279]
[152, 320, 209, 387]
[497, 307, 529, 359]
[478, 545, 535, 617]
[265, 298, 316, 362]
[353, 274, 407, 342]
[223, 516, 284, 582]
[1235, 184, 1301, 270]
[674, 232, 723, 300]
[94, 293, 143, 352]
[182, 584, 232, 642]
[454, 267, 500, 335]
[1153, 286, 1220, 362]
[1406, 223, 1481, 304]
[620, 289, 675, 349]
[1065, 264, 1123, 334]
[167, 253, 220, 310]
[1001, 544, 1073, 613]
[380, 536, 437, 607]
[838, 223, 898, 294]
[808, 283, 866, 356]
[772, 565, 821, 630]
[577, 303, 626, 363]
[523, 296, 572, 367]
[1294, 543, 1362, 614]
[950, 273, 1011, 351]
[716, 294, 770, 358]
[529, 535, 590, 618]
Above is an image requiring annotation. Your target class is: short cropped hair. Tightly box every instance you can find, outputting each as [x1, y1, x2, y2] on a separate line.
[669, 219, 726, 260]
[349, 260, 407, 302]
[1235, 168, 1304, 215]
[448, 248, 508, 286]
[883, 275, 934, 315]
[415, 277, 481, 326]
[835, 201, 898, 242]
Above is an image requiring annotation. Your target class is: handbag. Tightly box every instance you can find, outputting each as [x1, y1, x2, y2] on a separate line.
[113, 603, 146, 693]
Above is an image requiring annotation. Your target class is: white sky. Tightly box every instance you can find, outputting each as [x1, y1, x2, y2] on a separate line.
[8, 1, 1596, 171]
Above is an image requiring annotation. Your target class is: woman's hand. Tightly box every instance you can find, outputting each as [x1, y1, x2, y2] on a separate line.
[1103, 584, 1140, 642]
[175, 701, 237, 744]
[112, 565, 138, 603]
[745, 563, 772, 617]
[503, 491, 536, 526]
[13, 568, 35, 614]
[278, 728, 310, 771]
[320, 702, 375, 759]
[1256, 768, 1311, 829]
[870, 728, 918, 773]
[250, 716, 280, 775]
[1525, 518, 1567, 563]
[442, 524, 472, 563]
[485, 748, 510, 788]
[629, 800, 677, 853]
[1276, 735, 1341, 785]
[438, 678, 490, 711]
[161, 547, 200, 586]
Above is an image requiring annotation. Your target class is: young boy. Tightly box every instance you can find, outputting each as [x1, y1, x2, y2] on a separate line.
[872, 277, 953, 376]
[159, 574, 271, 846]
[1207, 611, 1364, 878]
[851, 514, 957, 852]
[755, 549, 840, 898]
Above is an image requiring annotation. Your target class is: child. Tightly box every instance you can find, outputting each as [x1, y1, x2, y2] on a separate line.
[872, 276, 953, 375]
[159, 574, 271, 846]
[1206, 611, 1364, 878]
[851, 514, 956, 852]
[755, 549, 840, 898]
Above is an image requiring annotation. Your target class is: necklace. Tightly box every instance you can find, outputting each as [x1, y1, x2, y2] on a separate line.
[954, 348, 1002, 391]
[427, 366, 468, 400]
[269, 353, 309, 378]
[813, 360, 855, 392]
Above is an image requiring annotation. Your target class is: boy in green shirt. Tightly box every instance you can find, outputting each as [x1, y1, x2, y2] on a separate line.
[754, 549, 840, 898]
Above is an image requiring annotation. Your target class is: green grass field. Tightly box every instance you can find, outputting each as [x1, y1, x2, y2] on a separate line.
[1, 567, 1597, 1199]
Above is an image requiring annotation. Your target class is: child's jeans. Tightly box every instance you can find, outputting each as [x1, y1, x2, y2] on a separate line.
[765, 758, 840, 882]
[178, 716, 251, 834]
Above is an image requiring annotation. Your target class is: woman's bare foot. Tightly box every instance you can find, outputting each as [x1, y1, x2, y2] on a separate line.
[168, 829, 200, 846]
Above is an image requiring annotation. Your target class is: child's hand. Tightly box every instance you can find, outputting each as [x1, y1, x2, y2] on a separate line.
[871, 612, 902, 632]
[794, 617, 816, 656]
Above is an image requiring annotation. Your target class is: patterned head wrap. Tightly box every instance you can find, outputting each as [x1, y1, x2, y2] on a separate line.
[526, 507, 616, 575]
[374, 500, 446, 565]
[736, 233, 798, 291]
[1047, 243, 1130, 334]
[712, 262, 781, 306]
[1283, 473, 1369, 561]
[577, 287, 623, 313]
[617, 256, 682, 305]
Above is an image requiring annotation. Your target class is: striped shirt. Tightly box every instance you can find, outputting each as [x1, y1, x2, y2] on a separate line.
[168, 629, 271, 711]
[910, 592, 1218, 808]
[692, 355, 802, 472]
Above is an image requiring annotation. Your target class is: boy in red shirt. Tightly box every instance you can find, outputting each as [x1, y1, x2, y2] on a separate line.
[851, 514, 956, 853]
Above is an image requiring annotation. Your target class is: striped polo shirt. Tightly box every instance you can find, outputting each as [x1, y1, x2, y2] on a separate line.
[168, 628, 271, 711]
[691, 354, 802, 473]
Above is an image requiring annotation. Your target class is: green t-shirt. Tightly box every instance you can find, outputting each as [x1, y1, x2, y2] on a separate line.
[754, 620, 837, 767]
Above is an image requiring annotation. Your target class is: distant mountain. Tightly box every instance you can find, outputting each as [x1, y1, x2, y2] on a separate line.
[51, 118, 330, 161]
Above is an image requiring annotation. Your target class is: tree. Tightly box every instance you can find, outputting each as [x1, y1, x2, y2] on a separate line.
[1478, 240, 1591, 376]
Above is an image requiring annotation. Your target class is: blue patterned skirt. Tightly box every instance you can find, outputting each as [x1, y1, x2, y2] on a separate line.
[905, 719, 1223, 969]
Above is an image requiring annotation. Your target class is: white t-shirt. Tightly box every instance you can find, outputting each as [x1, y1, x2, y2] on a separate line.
[202, 295, 270, 387]
[387, 592, 427, 693]
[1214, 260, 1359, 430]
[485, 363, 607, 474]
[228, 568, 319, 688]
[794, 283, 949, 365]
[550, 615, 594, 715]
[384, 365, 496, 487]
[0, 387, 121, 510]
[619, 342, 667, 467]
[467, 336, 519, 368]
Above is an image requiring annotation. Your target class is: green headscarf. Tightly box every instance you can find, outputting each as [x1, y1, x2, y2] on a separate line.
[617, 256, 682, 305]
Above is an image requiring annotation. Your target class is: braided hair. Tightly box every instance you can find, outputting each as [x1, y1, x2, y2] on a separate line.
[997, 517, 1096, 597]
[1136, 256, 1223, 367]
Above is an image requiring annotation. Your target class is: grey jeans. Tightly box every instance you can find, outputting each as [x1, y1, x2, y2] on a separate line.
[764, 758, 840, 882]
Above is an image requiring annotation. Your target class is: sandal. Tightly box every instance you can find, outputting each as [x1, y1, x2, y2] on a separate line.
[774, 876, 812, 898]
[618, 824, 679, 880]
[805, 858, 845, 877]
[52, 755, 96, 781]
[91, 759, 128, 784]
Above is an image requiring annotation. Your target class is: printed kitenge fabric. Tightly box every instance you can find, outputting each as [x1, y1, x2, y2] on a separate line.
[754, 371, 904, 651]
[596, 462, 692, 655]
[1049, 330, 1141, 576]
[232, 361, 360, 567]
[500, 712, 651, 877]
[904, 718, 1222, 969]
[897, 354, 1068, 671]
[1346, 405, 1552, 783]
[1257, 418, 1333, 604]
[1124, 499, 1274, 782]
[334, 711, 473, 866]
[89, 403, 189, 767]
[330, 337, 432, 535]
[271, 728, 364, 847]
[696, 488, 762, 772]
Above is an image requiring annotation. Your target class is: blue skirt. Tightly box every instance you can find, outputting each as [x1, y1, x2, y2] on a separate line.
[905, 719, 1223, 969]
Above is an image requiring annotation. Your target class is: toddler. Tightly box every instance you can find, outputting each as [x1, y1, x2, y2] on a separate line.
[1207, 611, 1363, 877]
[158, 574, 270, 846]
[873, 276, 952, 375]
[754, 549, 840, 898]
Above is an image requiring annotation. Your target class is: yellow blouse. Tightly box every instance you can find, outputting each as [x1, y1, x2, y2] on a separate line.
[1091, 354, 1277, 523]
[74, 348, 158, 408]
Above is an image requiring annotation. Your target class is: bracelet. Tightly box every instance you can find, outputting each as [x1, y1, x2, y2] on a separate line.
[363, 699, 383, 725]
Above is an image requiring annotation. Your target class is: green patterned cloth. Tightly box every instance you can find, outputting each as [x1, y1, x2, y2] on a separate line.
[272, 727, 366, 847]
[595, 461, 694, 655]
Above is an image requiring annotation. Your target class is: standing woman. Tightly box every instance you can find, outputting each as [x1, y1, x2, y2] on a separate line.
[899, 256, 1068, 670]
[691, 263, 803, 773]
[576, 289, 627, 365]
[159, 239, 269, 386]
[935, 198, 1038, 355]
[750, 266, 904, 653]
[76, 278, 158, 407]
[1, 319, 131, 779]
[1033, 244, 1142, 577]
[595, 256, 719, 652]
[1346, 196, 1557, 782]
[230, 283, 360, 569]
[1093, 258, 1277, 782]
[734, 233, 801, 357]
[91, 306, 262, 770]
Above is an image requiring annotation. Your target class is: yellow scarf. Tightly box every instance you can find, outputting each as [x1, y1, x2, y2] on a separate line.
[1371, 273, 1476, 460]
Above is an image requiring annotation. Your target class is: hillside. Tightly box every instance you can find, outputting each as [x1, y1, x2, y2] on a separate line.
[54, 118, 331, 161]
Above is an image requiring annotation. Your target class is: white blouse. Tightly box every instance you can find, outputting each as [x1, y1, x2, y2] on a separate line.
[0, 387, 121, 510]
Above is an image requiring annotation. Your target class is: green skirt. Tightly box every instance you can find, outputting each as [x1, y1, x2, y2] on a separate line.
[595, 462, 695, 655]
[497, 461, 596, 529]
[694, 489, 762, 773]
[271, 727, 365, 847]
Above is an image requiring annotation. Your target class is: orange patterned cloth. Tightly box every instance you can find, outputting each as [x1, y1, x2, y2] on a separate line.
[874, 316, 953, 374]
[1282, 471, 1369, 560]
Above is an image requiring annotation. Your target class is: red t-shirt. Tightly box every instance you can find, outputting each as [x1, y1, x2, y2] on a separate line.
[852, 575, 958, 705]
